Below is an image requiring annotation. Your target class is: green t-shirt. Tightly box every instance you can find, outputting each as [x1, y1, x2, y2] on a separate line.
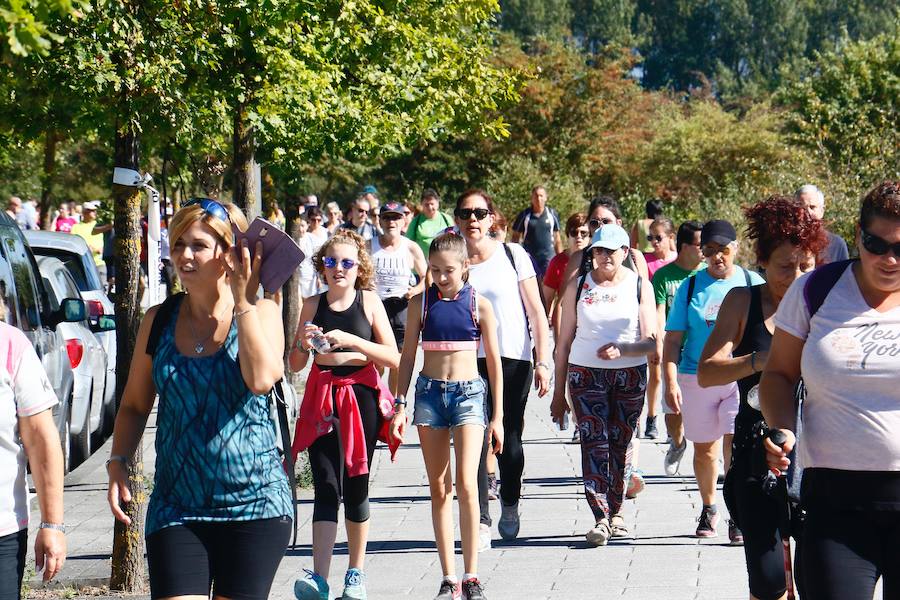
[71, 221, 104, 266]
[406, 211, 453, 256]
[652, 261, 704, 316]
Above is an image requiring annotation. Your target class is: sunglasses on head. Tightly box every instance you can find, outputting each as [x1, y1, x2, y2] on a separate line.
[454, 207, 490, 221]
[702, 244, 734, 257]
[647, 234, 665, 243]
[861, 229, 900, 258]
[322, 256, 358, 270]
[589, 217, 614, 229]
[185, 198, 230, 223]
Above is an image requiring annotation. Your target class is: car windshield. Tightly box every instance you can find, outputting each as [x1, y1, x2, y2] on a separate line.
[31, 248, 101, 292]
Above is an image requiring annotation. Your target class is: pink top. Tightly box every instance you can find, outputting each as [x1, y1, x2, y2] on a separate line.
[54, 217, 77, 233]
[644, 252, 676, 279]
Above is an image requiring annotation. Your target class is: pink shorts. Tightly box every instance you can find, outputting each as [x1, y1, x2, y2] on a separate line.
[677, 373, 739, 443]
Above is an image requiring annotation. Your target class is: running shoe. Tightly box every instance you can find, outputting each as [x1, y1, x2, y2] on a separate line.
[434, 579, 461, 600]
[341, 568, 367, 600]
[497, 501, 520, 540]
[664, 438, 687, 476]
[695, 507, 719, 538]
[477, 523, 491, 553]
[644, 415, 659, 439]
[585, 518, 611, 546]
[294, 569, 329, 600]
[487, 474, 498, 501]
[625, 468, 645, 499]
[728, 519, 744, 546]
[461, 577, 487, 600]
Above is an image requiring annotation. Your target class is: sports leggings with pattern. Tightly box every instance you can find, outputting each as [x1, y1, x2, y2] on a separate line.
[568, 364, 647, 521]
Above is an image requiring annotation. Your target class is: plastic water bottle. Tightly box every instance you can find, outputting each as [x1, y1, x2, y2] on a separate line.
[557, 413, 568, 431]
[305, 321, 331, 353]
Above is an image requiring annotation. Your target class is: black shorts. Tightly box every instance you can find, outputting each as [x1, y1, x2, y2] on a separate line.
[382, 296, 409, 350]
[146, 516, 291, 600]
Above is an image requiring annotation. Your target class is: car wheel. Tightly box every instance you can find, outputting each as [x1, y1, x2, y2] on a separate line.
[72, 399, 91, 467]
[102, 380, 117, 437]
[61, 402, 72, 475]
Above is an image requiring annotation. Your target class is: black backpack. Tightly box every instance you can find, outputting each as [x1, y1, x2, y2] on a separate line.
[145, 292, 298, 546]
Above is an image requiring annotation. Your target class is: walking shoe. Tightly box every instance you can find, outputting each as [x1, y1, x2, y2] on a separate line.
[695, 507, 719, 538]
[434, 579, 461, 600]
[585, 518, 611, 546]
[461, 577, 487, 600]
[664, 438, 687, 476]
[294, 569, 329, 600]
[625, 468, 645, 499]
[477, 523, 491, 553]
[341, 568, 367, 600]
[610, 514, 630, 538]
[728, 519, 744, 546]
[497, 501, 520, 540]
[487, 474, 498, 501]
[571, 427, 580, 444]
[644, 415, 659, 439]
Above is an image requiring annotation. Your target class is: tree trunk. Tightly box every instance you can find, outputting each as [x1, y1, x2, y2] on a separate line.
[232, 106, 260, 219]
[38, 130, 57, 230]
[109, 125, 148, 593]
[282, 196, 304, 380]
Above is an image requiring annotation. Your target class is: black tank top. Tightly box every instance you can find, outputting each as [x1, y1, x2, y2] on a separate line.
[312, 290, 373, 353]
[732, 284, 771, 453]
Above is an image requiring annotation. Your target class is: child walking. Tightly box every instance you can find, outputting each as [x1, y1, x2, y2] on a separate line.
[396, 233, 504, 600]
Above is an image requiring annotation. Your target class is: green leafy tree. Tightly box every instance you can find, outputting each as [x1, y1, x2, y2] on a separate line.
[498, 0, 573, 39]
[0, 0, 84, 57]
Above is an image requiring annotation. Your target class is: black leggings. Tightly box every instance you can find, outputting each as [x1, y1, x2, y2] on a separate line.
[0, 529, 26, 600]
[309, 377, 382, 523]
[801, 506, 900, 600]
[477, 357, 533, 523]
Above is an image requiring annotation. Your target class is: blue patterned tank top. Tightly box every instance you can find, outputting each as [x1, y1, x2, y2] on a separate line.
[147, 296, 292, 535]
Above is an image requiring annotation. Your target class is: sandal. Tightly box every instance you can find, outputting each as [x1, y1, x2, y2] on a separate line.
[586, 518, 611, 546]
[610, 514, 629, 538]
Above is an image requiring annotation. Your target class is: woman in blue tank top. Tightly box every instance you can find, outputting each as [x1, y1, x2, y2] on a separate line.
[105, 199, 292, 600]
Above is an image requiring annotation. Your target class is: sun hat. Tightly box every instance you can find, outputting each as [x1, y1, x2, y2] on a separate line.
[588, 223, 629, 250]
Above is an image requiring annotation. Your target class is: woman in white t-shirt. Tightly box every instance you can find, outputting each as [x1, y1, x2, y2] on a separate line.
[552, 224, 657, 545]
[762, 181, 900, 600]
[299, 207, 329, 299]
[455, 189, 551, 548]
[0, 321, 66, 594]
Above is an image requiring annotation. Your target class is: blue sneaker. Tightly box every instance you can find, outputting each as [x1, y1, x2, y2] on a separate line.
[341, 568, 367, 600]
[294, 569, 329, 600]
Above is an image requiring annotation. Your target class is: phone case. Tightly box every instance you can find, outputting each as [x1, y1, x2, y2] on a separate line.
[238, 217, 305, 293]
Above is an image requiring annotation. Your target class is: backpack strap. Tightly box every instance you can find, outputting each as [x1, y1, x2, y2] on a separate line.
[575, 270, 590, 303]
[684, 274, 697, 325]
[145, 292, 186, 356]
[742, 266, 752, 287]
[636, 274, 643, 305]
[271, 379, 298, 547]
[502, 243, 518, 277]
[803, 259, 855, 319]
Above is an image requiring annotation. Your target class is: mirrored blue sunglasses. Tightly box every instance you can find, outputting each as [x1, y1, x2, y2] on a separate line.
[322, 256, 358, 270]
[184, 198, 230, 223]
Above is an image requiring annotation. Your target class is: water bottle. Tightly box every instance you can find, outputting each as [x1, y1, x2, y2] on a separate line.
[556, 413, 568, 431]
[305, 321, 331, 353]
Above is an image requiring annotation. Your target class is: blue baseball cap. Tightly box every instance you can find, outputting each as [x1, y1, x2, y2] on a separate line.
[589, 223, 630, 251]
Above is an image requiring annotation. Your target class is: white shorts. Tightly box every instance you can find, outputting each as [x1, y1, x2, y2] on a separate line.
[677, 373, 739, 443]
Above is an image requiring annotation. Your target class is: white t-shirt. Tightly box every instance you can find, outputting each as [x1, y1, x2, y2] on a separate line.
[774, 266, 900, 472]
[569, 269, 645, 369]
[468, 242, 536, 361]
[0, 323, 58, 536]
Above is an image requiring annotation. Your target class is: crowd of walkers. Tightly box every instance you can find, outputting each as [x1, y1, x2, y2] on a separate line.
[1, 180, 897, 600]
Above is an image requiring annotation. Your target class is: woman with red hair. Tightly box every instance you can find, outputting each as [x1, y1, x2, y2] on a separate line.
[697, 196, 827, 600]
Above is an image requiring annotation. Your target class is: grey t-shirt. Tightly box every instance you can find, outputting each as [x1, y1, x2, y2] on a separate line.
[512, 207, 559, 271]
[821, 229, 849, 264]
[774, 266, 900, 472]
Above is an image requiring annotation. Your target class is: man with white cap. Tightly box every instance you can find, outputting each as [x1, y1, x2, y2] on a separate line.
[796, 184, 849, 264]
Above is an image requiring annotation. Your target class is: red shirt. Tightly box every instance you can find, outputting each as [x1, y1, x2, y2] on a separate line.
[543, 251, 570, 292]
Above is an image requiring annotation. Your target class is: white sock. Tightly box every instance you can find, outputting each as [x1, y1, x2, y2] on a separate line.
[443, 575, 456, 584]
[463, 573, 477, 582]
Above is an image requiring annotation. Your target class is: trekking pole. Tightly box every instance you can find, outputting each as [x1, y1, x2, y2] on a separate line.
[767, 429, 796, 600]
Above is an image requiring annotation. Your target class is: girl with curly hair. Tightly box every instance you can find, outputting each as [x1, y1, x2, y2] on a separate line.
[289, 230, 404, 600]
[697, 195, 827, 599]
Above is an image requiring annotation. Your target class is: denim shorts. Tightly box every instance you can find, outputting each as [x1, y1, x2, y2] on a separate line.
[412, 375, 487, 429]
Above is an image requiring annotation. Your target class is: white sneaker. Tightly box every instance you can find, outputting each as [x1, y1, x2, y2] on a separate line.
[664, 438, 687, 476]
[498, 502, 520, 540]
[477, 523, 491, 552]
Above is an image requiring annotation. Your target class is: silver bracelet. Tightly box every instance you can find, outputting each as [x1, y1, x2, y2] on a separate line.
[39, 522, 66, 533]
[234, 306, 256, 318]
[105, 454, 128, 472]
[535, 361, 551, 371]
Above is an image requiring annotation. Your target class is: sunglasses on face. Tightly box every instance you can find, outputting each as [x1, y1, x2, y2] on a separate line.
[185, 198, 230, 223]
[702, 244, 734, 257]
[861, 228, 900, 258]
[589, 217, 614, 230]
[569, 229, 591, 238]
[380, 213, 403, 222]
[454, 207, 490, 221]
[322, 256, 358, 270]
[647, 234, 665, 243]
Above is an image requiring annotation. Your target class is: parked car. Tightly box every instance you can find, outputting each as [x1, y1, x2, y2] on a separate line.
[37, 256, 114, 464]
[25, 230, 117, 434]
[0, 213, 87, 472]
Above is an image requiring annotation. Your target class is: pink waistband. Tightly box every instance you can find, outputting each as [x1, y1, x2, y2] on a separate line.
[422, 340, 479, 351]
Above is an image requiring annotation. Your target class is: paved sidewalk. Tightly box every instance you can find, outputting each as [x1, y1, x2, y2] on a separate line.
[30, 386, 765, 599]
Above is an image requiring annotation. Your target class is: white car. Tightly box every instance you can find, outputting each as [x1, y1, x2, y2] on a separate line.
[25, 231, 117, 436]
[36, 256, 113, 466]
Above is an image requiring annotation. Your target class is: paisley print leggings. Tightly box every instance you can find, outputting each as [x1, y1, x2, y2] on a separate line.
[567, 364, 647, 521]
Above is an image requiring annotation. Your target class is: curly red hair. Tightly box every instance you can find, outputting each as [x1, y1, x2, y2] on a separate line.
[744, 195, 829, 263]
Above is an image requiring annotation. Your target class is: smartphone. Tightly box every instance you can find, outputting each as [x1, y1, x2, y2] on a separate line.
[236, 217, 305, 293]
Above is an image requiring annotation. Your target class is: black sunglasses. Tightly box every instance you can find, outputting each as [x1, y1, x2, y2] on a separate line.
[185, 198, 230, 223]
[861, 229, 900, 258]
[589, 217, 614, 230]
[454, 207, 490, 221]
[647, 234, 665, 243]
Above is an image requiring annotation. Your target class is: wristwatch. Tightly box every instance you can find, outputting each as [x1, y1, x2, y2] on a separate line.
[39, 522, 66, 533]
[394, 396, 408, 408]
[105, 454, 129, 472]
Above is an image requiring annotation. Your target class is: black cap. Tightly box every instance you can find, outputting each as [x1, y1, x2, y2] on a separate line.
[701, 219, 737, 246]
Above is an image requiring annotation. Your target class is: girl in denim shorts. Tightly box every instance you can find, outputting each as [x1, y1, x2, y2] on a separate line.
[396, 232, 504, 600]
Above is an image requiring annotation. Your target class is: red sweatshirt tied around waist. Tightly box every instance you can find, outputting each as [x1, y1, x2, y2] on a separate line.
[291, 362, 400, 477]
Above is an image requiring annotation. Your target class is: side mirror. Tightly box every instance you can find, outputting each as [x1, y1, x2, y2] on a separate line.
[60, 298, 87, 323]
[90, 315, 116, 332]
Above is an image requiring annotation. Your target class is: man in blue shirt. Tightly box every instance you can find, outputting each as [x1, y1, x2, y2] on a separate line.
[511, 185, 563, 278]
[662, 219, 764, 542]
